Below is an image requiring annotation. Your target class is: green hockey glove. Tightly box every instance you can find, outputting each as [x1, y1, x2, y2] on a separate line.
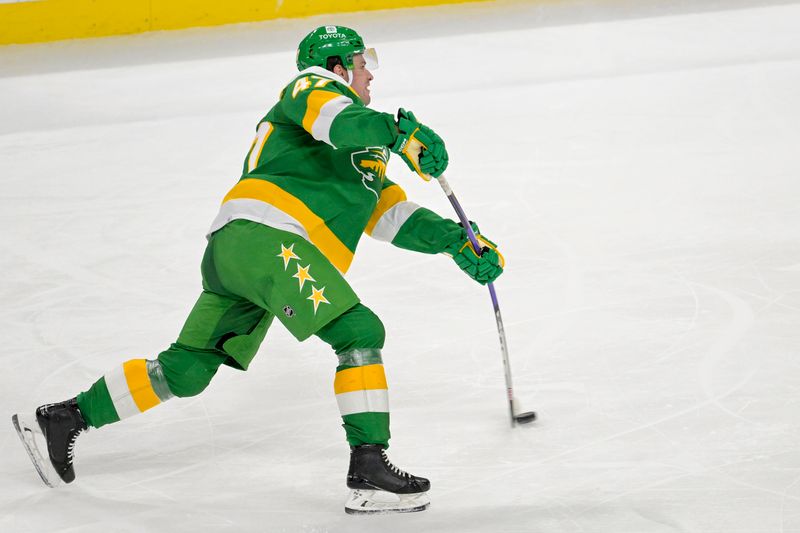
[390, 108, 449, 180]
[444, 223, 505, 285]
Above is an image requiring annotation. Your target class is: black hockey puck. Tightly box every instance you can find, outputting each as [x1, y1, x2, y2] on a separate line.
[514, 411, 537, 424]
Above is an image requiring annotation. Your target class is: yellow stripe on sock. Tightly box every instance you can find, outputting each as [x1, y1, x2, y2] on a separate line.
[302, 90, 344, 135]
[223, 179, 355, 273]
[334, 364, 388, 395]
[364, 185, 407, 236]
[123, 359, 161, 413]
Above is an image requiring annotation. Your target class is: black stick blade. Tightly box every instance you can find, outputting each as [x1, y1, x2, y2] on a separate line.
[514, 411, 537, 424]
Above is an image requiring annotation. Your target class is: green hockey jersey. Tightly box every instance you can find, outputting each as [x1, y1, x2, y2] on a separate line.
[208, 66, 461, 273]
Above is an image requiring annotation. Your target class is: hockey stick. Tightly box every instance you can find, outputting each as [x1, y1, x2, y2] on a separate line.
[436, 174, 537, 427]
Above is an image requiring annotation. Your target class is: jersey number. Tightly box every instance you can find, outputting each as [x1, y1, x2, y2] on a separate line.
[247, 121, 273, 172]
[292, 75, 334, 98]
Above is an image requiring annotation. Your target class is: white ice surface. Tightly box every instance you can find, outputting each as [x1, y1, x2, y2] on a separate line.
[1, 1, 800, 531]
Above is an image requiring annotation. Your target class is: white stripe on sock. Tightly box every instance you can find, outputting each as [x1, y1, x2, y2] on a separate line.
[104, 366, 140, 419]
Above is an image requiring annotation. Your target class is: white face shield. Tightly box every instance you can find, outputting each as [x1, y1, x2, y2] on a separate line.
[362, 47, 379, 70]
[345, 48, 379, 86]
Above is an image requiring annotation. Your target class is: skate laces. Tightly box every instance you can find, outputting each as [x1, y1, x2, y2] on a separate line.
[66, 427, 85, 462]
[64, 402, 87, 463]
[381, 450, 411, 478]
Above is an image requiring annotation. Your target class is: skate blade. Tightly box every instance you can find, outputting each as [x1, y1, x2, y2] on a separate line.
[11, 413, 62, 488]
[344, 489, 430, 515]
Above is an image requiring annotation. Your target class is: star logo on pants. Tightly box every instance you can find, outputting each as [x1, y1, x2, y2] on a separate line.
[277, 243, 300, 270]
[307, 285, 330, 314]
[293, 264, 316, 290]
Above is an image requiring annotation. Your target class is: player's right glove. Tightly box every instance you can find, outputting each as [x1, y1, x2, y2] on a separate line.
[443, 223, 505, 285]
[390, 108, 449, 180]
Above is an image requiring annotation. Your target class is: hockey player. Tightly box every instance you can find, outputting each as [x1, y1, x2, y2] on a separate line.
[12, 25, 504, 514]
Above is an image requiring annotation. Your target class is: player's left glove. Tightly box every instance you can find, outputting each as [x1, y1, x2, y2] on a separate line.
[390, 108, 449, 180]
[444, 223, 505, 285]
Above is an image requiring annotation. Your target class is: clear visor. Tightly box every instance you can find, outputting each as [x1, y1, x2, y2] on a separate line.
[360, 47, 379, 70]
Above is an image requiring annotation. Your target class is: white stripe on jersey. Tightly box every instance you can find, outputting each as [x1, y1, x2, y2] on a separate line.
[370, 201, 421, 243]
[311, 95, 352, 146]
[207, 198, 311, 242]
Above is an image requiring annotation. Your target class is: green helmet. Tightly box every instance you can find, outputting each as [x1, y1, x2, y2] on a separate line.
[296, 25, 377, 71]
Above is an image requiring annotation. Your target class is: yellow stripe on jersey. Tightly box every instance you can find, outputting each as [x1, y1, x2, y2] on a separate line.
[334, 364, 388, 394]
[364, 185, 407, 236]
[123, 359, 161, 413]
[223, 179, 355, 273]
[302, 90, 345, 136]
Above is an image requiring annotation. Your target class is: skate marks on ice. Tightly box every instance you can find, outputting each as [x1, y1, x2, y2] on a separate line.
[453, 186, 800, 529]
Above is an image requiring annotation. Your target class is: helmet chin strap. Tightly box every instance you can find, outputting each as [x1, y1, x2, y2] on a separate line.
[346, 68, 354, 85]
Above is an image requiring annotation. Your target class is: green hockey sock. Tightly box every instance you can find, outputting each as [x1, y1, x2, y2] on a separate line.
[76, 344, 227, 429]
[316, 303, 391, 447]
[76, 358, 175, 429]
[76, 376, 120, 429]
[334, 349, 390, 448]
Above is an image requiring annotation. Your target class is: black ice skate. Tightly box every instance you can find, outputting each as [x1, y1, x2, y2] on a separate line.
[345, 444, 430, 514]
[12, 398, 88, 488]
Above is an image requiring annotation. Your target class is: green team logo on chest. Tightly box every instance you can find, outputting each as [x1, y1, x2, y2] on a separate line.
[351, 147, 389, 199]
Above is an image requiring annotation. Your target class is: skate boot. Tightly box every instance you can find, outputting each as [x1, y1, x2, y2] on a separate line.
[344, 444, 430, 514]
[12, 398, 88, 487]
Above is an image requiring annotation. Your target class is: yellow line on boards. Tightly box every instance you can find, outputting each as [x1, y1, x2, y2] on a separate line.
[1, 0, 491, 46]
